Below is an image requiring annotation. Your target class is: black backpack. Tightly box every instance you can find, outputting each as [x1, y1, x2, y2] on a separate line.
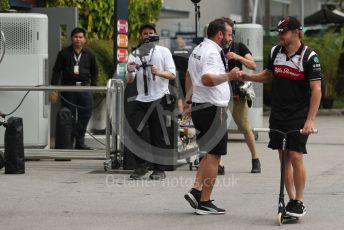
[4, 117, 25, 174]
[55, 107, 75, 149]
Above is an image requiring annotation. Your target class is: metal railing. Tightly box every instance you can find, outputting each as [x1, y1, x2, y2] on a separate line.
[0, 79, 124, 161]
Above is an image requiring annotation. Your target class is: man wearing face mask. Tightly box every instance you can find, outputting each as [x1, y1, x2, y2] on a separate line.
[126, 23, 176, 180]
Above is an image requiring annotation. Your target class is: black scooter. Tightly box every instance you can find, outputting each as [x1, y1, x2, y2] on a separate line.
[254, 128, 317, 225]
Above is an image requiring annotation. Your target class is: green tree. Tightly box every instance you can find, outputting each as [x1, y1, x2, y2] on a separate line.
[0, 0, 10, 11]
[127, 0, 162, 46]
[304, 28, 344, 97]
[46, 0, 162, 43]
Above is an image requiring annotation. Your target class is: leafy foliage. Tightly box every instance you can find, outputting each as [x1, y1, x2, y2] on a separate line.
[0, 0, 10, 11]
[85, 39, 114, 87]
[46, 0, 114, 39]
[46, 0, 163, 42]
[127, 0, 162, 46]
[303, 28, 344, 97]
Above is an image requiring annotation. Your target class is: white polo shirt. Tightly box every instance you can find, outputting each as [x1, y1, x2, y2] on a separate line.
[188, 38, 231, 107]
[128, 45, 176, 102]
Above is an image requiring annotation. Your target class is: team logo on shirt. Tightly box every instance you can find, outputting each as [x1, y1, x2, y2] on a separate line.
[191, 53, 201, 60]
[313, 57, 319, 63]
[274, 65, 305, 80]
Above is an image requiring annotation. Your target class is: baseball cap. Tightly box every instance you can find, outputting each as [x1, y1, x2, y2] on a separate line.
[139, 23, 156, 34]
[272, 16, 303, 32]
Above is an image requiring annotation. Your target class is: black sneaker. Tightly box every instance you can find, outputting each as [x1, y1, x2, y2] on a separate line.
[149, 171, 166, 180]
[195, 200, 226, 215]
[286, 200, 306, 218]
[251, 158, 261, 173]
[129, 167, 148, 180]
[218, 165, 225, 175]
[184, 188, 201, 209]
[285, 199, 296, 213]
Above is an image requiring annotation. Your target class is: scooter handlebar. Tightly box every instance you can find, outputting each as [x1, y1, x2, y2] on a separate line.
[253, 128, 318, 134]
[300, 129, 318, 134]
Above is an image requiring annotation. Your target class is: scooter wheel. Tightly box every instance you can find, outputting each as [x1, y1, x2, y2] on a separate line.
[276, 212, 283, 226]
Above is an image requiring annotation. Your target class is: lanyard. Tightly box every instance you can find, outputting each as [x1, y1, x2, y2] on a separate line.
[73, 51, 82, 65]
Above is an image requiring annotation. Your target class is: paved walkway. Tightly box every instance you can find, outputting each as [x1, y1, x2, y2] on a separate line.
[0, 116, 343, 230]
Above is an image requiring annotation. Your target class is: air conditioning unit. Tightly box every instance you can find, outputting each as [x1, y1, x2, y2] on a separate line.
[0, 13, 49, 147]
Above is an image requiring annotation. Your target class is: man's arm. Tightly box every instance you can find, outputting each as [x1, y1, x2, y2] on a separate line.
[126, 62, 136, 84]
[226, 52, 256, 70]
[240, 69, 273, 83]
[151, 49, 176, 80]
[302, 80, 322, 134]
[202, 67, 240, 86]
[185, 71, 193, 102]
[151, 66, 176, 80]
[184, 71, 192, 117]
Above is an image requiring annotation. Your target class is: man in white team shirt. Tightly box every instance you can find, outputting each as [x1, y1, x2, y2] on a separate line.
[184, 17, 240, 215]
[126, 23, 176, 180]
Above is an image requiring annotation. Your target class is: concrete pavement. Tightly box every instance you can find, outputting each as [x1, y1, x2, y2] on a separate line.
[0, 115, 343, 230]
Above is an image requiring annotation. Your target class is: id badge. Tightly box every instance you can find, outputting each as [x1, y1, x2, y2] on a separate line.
[74, 65, 79, 74]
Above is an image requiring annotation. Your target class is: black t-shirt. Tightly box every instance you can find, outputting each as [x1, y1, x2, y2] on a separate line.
[227, 42, 251, 70]
[172, 48, 190, 96]
[172, 48, 190, 79]
[267, 44, 323, 121]
[226, 42, 252, 96]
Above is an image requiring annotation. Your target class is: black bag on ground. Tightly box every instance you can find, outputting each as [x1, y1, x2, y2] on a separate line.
[55, 107, 74, 149]
[4, 117, 25, 174]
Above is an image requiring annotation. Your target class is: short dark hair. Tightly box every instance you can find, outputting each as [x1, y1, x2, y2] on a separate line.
[207, 17, 232, 38]
[71, 27, 86, 38]
[139, 23, 156, 34]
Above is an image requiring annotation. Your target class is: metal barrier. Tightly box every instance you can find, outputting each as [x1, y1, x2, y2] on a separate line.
[0, 79, 123, 162]
[0, 79, 199, 170]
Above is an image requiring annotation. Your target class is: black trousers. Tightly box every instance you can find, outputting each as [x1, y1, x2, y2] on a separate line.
[129, 98, 171, 171]
[60, 92, 93, 145]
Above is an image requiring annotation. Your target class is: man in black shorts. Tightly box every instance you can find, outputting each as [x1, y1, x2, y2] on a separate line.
[183, 17, 240, 215]
[240, 16, 323, 218]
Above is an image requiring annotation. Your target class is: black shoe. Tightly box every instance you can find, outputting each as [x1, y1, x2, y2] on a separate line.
[286, 200, 306, 218]
[149, 170, 166, 180]
[129, 167, 148, 180]
[75, 143, 92, 150]
[251, 158, 261, 173]
[218, 165, 225, 175]
[285, 199, 295, 213]
[195, 200, 226, 215]
[184, 188, 201, 209]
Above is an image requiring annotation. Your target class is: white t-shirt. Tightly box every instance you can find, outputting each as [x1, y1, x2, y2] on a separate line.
[187, 38, 231, 107]
[128, 45, 176, 102]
